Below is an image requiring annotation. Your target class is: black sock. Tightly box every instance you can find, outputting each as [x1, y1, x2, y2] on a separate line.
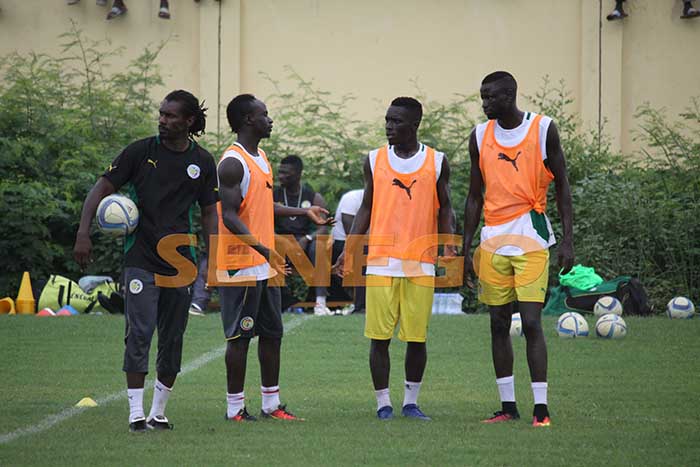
[533, 404, 549, 421]
[502, 401, 518, 414]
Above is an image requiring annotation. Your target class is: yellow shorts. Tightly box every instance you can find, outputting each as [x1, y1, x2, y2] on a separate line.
[477, 249, 549, 306]
[365, 276, 434, 343]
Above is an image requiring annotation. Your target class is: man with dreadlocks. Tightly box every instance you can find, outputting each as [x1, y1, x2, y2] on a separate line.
[74, 90, 218, 433]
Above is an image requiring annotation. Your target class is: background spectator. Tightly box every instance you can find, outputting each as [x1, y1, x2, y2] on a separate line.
[188, 251, 213, 317]
[608, 0, 700, 20]
[330, 189, 366, 314]
[273, 155, 331, 315]
[101, 0, 172, 20]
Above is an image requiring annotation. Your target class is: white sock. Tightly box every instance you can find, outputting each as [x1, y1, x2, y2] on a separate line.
[402, 380, 422, 407]
[532, 382, 548, 405]
[496, 375, 515, 402]
[127, 388, 145, 423]
[147, 379, 172, 420]
[316, 296, 326, 306]
[261, 385, 281, 414]
[226, 391, 245, 418]
[375, 388, 391, 411]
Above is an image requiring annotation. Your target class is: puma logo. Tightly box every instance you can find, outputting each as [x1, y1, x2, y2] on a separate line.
[265, 181, 272, 189]
[392, 178, 417, 200]
[147, 159, 158, 168]
[498, 151, 521, 171]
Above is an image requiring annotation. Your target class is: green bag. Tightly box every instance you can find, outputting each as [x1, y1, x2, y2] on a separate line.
[543, 276, 632, 316]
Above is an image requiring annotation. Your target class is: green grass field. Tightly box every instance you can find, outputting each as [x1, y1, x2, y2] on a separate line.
[1, 313, 698, 466]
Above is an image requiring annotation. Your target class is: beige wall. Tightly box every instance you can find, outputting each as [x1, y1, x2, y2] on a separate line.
[1, 0, 698, 154]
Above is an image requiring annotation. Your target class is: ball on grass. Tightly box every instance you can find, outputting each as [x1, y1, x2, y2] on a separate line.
[595, 313, 627, 339]
[666, 297, 695, 319]
[594, 296, 623, 317]
[556, 312, 589, 338]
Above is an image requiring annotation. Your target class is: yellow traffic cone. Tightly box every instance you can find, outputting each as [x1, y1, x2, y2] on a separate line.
[0, 297, 15, 315]
[16, 272, 35, 315]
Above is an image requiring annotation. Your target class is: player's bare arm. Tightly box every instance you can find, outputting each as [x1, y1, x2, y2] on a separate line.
[74, 176, 116, 269]
[334, 155, 373, 275]
[437, 155, 457, 255]
[273, 202, 333, 226]
[462, 129, 484, 286]
[199, 203, 218, 284]
[544, 122, 574, 275]
[311, 191, 329, 235]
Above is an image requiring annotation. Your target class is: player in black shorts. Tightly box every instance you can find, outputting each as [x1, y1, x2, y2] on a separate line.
[216, 94, 332, 421]
[74, 90, 219, 433]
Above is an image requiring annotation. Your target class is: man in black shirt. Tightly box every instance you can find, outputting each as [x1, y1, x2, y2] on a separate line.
[74, 90, 218, 433]
[273, 155, 331, 315]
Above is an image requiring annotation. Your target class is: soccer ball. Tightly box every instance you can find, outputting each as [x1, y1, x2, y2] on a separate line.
[595, 314, 627, 339]
[666, 297, 695, 319]
[510, 312, 523, 337]
[96, 194, 139, 236]
[594, 296, 623, 317]
[556, 312, 589, 338]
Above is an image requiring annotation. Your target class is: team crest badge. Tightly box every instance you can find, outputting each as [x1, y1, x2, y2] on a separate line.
[187, 164, 201, 179]
[301, 200, 311, 209]
[129, 279, 144, 295]
[240, 317, 254, 331]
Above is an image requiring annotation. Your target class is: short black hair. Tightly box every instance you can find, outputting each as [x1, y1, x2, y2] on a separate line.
[226, 94, 257, 132]
[280, 154, 303, 173]
[481, 71, 518, 91]
[164, 90, 207, 137]
[390, 96, 423, 123]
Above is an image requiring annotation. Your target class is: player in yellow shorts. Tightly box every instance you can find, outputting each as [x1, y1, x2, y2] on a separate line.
[364, 277, 435, 342]
[477, 250, 549, 306]
[463, 71, 575, 427]
[336, 97, 455, 420]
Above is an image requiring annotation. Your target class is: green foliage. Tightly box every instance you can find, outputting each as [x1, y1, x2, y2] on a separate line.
[526, 77, 619, 185]
[578, 101, 700, 302]
[528, 81, 699, 305]
[263, 69, 382, 207]
[0, 23, 164, 296]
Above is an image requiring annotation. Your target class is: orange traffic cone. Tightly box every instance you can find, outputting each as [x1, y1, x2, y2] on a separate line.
[16, 272, 35, 315]
[0, 297, 15, 315]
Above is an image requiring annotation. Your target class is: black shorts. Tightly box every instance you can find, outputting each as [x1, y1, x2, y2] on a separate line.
[219, 280, 283, 340]
[122, 267, 191, 375]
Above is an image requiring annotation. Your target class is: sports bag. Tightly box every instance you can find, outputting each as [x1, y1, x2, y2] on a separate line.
[543, 276, 653, 316]
[37, 275, 117, 314]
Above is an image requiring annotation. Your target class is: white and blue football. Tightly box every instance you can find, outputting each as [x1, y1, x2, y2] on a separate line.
[96, 194, 139, 236]
[666, 297, 695, 319]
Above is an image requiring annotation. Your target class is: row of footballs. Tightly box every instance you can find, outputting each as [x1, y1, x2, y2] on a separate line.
[510, 296, 696, 339]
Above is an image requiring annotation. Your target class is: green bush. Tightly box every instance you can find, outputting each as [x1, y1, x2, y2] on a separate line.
[528, 81, 699, 308]
[0, 24, 164, 296]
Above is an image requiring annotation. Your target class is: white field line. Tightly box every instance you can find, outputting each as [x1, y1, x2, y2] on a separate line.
[0, 315, 311, 445]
